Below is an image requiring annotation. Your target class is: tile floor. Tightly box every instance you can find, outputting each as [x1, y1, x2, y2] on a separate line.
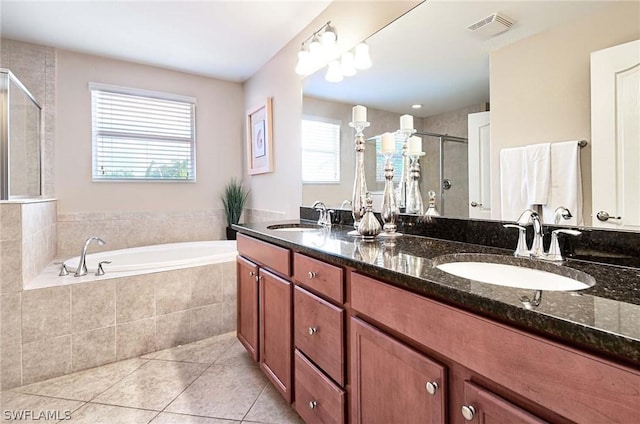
[0, 332, 303, 424]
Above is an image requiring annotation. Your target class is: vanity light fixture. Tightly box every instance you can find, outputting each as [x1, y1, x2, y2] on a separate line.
[295, 21, 372, 82]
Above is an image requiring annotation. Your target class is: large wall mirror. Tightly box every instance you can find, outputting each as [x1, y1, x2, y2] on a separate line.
[301, 0, 639, 232]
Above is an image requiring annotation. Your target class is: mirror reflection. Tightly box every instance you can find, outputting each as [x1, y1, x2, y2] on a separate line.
[301, 0, 639, 231]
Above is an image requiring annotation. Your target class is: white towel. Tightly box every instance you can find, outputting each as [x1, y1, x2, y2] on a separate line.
[500, 147, 530, 221]
[542, 141, 583, 226]
[524, 143, 551, 205]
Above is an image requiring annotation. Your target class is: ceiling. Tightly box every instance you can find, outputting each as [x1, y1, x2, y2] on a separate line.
[303, 0, 613, 117]
[0, 0, 332, 82]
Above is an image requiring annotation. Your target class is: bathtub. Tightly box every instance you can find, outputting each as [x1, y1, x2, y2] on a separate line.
[27, 240, 238, 290]
[64, 240, 238, 273]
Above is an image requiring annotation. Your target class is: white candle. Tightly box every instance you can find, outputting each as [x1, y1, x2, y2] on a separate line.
[381, 132, 395, 154]
[352, 105, 367, 122]
[400, 114, 414, 130]
[408, 136, 422, 155]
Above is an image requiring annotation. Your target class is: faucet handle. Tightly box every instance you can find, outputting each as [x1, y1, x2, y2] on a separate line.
[57, 263, 69, 276]
[545, 229, 581, 262]
[95, 261, 112, 276]
[503, 224, 530, 257]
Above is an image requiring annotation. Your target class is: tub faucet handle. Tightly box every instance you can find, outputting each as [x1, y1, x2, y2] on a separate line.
[57, 263, 69, 276]
[95, 261, 111, 276]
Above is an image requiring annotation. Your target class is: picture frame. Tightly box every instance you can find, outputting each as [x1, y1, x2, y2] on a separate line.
[246, 98, 273, 175]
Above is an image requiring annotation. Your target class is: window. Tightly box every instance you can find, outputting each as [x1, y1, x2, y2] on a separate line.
[375, 133, 405, 183]
[90, 83, 196, 181]
[301, 118, 340, 183]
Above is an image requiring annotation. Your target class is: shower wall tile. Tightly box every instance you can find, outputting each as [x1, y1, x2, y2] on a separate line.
[191, 264, 223, 308]
[22, 335, 71, 385]
[155, 310, 192, 350]
[72, 326, 116, 372]
[190, 303, 223, 341]
[116, 274, 156, 323]
[71, 280, 115, 333]
[1, 240, 22, 294]
[1, 292, 22, 347]
[116, 318, 156, 361]
[56, 209, 226, 257]
[22, 286, 71, 343]
[1, 204, 22, 241]
[1, 342, 22, 390]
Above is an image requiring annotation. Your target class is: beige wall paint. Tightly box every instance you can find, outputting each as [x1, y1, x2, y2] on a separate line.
[243, 1, 420, 219]
[56, 50, 244, 215]
[490, 2, 640, 223]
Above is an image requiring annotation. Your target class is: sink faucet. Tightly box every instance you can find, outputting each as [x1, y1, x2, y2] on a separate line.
[74, 236, 106, 277]
[517, 209, 545, 257]
[311, 201, 333, 227]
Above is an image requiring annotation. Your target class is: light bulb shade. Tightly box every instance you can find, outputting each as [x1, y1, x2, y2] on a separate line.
[295, 49, 313, 76]
[325, 60, 343, 83]
[321, 25, 337, 49]
[354, 42, 372, 70]
[309, 35, 323, 60]
[340, 52, 357, 77]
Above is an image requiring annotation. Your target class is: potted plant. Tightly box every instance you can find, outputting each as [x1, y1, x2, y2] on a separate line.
[222, 178, 249, 240]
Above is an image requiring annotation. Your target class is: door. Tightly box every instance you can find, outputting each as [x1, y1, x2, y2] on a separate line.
[350, 317, 446, 424]
[259, 268, 293, 403]
[468, 111, 491, 219]
[237, 256, 259, 361]
[460, 381, 546, 423]
[591, 39, 640, 230]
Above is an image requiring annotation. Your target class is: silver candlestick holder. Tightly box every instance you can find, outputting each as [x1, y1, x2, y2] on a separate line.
[406, 152, 425, 214]
[395, 128, 415, 212]
[348, 120, 370, 236]
[378, 152, 402, 238]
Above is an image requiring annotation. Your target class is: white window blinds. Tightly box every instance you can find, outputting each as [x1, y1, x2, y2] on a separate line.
[90, 83, 196, 181]
[302, 118, 340, 183]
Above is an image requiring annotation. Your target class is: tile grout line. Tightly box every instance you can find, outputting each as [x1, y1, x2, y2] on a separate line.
[240, 382, 270, 422]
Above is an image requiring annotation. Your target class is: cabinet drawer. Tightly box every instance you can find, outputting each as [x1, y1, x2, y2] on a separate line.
[461, 381, 546, 424]
[351, 272, 640, 424]
[237, 233, 291, 277]
[294, 350, 345, 424]
[294, 286, 344, 386]
[294, 252, 343, 303]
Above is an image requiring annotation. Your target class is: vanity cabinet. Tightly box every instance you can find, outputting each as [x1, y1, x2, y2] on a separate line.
[293, 252, 346, 424]
[236, 234, 293, 402]
[351, 317, 446, 424]
[350, 271, 640, 424]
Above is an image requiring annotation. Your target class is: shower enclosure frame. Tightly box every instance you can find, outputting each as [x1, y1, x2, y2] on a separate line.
[0, 68, 43, 199]
[415, 131, 468, 215]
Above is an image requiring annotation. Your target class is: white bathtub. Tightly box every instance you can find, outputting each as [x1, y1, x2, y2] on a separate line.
[64, 240, 238, 273]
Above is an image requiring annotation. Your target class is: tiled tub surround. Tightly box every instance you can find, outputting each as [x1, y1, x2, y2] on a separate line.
[0, 259, 237, 390]
[236, 220, 640, 366]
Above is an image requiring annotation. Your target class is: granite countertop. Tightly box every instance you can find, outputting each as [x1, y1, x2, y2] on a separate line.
[235, 220, 640, 367]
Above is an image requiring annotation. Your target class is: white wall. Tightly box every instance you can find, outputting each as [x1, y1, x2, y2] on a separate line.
[56, 50, 244, 215]
[243, 1, 420, 219]
[490, 1, 640, 223]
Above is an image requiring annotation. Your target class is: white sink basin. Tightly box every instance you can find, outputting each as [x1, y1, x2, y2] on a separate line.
[434, 254, 595, 291]
[267, 223, 324, 232]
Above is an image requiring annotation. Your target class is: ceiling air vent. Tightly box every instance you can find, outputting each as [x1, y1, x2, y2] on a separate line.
[467, 13, 514, 37]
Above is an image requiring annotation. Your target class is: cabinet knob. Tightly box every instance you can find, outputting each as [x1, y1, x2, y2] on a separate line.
[308, 271, 317, 279]
[309, 400, 318, 409]
[470, 201, 482, 207]
[461, 405, 476, 421]
[425, 381, 438, 395]
[249, 271, 255, 276]
[308, 327, 318, 335]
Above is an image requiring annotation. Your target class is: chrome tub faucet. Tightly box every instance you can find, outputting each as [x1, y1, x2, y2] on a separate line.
[74, 236, 106, 277]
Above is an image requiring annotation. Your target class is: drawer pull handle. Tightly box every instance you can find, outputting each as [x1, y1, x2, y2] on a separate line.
[425, 381, 438, 395]
[308, 327, 318, 335]
[308, 271, 317, 279]
[461, 405, 476, 421]
[309, 400, 318, 409]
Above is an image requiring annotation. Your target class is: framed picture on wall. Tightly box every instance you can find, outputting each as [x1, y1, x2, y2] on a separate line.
[246, 98, 273, 175]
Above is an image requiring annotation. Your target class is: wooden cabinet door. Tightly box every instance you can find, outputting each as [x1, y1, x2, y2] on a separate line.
[460, 381, 546, 424]
[260, 268, 293, 403]
[237, 256, 259, 362]
[350, 317, 446, 424]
